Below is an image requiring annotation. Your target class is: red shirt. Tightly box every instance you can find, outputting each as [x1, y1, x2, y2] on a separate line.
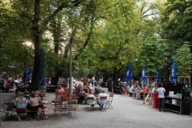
[143, 87, 148, 92]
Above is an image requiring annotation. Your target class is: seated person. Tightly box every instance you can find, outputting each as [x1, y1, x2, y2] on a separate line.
[87, 90, 96, 110]
[128, 85, 134, 96]
[83, 86, 89, 94]
[133, 85, 139, 97]
[143, 86, 148, 93]
[28, 91, 41, 119]
[94, 87, 101, 94]
[140, 86, 148, 99]
[5, 80, 12, 92]
[15, 85, 25, 96]
[74, 85, 80, 94]
[78, 85, 85, 104]
[15, 92, 27, 121]
[35, 87, 41, 97]
[126, 85, 130, 95]
[55, 86, 62, 98]
[97, 90, 107, 110]
[136, 86, 142, 99]
[23, 84, 30, 94]
[79, 85, 85, 93]
[60, 85, 65, 93]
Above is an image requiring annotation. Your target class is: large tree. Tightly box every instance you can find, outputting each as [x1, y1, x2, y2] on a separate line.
[0, 0, 81, 90]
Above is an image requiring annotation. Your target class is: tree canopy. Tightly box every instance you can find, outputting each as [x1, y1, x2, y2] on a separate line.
[1, 0, 192, 87]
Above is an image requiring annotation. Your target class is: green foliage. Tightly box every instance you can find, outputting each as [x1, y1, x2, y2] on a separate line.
[0, 0, 169, 81]
[162, 0, 192, 46]
[139, 37, 167, 75]
[173, 42, 192, 76]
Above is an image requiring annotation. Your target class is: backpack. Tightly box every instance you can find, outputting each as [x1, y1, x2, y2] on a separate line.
[5, 100, 15, 111]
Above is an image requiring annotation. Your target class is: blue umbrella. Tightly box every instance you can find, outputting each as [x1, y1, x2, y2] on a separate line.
[155, 70, 160, 84]
[40, 50, 45, 86]
[126, 65, 132, 84]
[141, 66, 147, 86]
[172, 60, 177, 84]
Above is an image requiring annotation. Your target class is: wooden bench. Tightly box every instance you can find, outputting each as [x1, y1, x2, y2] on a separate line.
[1, 100, 50, 119]
[1, 107, 49, 120]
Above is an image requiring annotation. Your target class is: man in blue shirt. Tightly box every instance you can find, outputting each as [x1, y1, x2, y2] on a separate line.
[0, 77, 5, 92]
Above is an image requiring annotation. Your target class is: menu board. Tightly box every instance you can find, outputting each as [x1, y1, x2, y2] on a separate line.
[184, 84, 192, 92]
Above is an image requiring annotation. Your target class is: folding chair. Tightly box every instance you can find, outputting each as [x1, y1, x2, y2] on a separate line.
[61, 94, 70, 101]
[132, 93, 136, 99]
[72, 94, 79, 100]
[86, 97, 96, 110]
[68, 100, 77, 116]
[72, 94, 79, 108]
[53, 98, 62, 115]
[99, 96, 107, 110]
[105, 93, 114, 108]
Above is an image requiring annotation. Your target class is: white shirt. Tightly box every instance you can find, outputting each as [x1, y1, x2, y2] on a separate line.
[156, 87, 166, 98]
[98, 93, 107, 104]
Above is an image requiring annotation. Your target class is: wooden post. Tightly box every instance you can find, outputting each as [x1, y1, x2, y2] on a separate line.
[143, 76, 157, 105]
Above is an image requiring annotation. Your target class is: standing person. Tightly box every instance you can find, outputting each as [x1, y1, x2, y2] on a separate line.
[88, 78, 90, 86]
[0, 76, 6, 92]
[156, 84, 166, 112]
[92, 76, 95, 87]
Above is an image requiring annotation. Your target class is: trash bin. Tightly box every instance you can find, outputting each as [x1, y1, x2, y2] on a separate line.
[153, 93, 158, 108]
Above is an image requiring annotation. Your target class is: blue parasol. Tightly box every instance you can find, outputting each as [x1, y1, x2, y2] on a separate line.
[126, 65, 132, 84]
[172, 60, 177, 84]
[141, 66, 147, 86]
[155, 70, 160, 84]
[40, 50, 45, 86]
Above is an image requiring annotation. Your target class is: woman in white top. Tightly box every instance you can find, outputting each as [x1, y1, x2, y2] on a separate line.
[87, 90, 96, 110]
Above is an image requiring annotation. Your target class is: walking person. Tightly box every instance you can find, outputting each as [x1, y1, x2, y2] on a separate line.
[156, 84, 166, 112]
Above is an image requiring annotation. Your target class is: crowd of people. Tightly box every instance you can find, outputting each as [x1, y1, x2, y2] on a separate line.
[54, 83, 107, 110]
[0, 74, 15, 93]
[121, 80, 166, 112]
[5, 87, 44, 121]
[121, 81, 148, 99]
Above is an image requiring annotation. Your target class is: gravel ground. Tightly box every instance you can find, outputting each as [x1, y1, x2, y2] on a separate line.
[0, 83, 192, 128]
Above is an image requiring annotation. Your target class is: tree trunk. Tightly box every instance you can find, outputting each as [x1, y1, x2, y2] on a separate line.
[30, 1, 72, 91]
[51, 71, 63, 85]
[30, 0, 42, 91]
[164, 65, 169, 83]
[112, 68, 120, 93]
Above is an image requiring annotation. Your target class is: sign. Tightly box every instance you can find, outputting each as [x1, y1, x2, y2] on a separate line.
[184, 85, 192, 92]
